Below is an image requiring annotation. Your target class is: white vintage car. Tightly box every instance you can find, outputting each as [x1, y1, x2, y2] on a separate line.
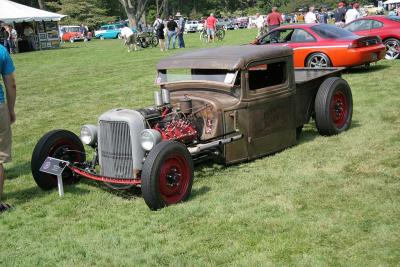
[185, 20, 203, 33]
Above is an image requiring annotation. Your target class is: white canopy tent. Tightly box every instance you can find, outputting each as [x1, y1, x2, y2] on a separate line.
[0, 0, 66, 23]
[383, 0, 400, 4]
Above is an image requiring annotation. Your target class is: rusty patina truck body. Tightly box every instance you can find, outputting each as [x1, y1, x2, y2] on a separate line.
[31, 45, 353, 210]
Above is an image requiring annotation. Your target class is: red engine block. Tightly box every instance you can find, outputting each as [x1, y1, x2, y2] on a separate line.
[154, 119, 197, 143]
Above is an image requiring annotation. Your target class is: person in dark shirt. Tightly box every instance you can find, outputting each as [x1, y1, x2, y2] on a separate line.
[318, 8, 328, 24]
[166, 16, 178, 50]
[334, 2, 347, 27]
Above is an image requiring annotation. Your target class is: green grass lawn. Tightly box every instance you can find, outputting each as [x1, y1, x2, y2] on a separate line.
[1, 29, 399, 266]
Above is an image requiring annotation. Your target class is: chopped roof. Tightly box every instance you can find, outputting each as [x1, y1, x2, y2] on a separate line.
[157, 45, 292, 70]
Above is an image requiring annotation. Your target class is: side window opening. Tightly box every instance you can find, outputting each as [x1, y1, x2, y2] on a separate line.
[248, 62, 286, 91]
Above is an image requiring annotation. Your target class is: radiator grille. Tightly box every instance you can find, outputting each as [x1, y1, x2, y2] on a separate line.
[99, 120, 133, 178]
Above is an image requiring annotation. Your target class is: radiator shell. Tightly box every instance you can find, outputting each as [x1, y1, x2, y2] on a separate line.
[98, 109, 146, 178]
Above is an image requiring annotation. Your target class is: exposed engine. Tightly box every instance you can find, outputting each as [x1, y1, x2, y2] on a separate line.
[138, 89, 199, 144]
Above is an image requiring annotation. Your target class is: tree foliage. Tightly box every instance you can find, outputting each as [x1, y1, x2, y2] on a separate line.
[11, 0, 378, 28]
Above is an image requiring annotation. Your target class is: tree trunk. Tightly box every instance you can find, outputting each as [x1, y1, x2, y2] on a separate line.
[156, 0, 159, 15]
[38, 0, 46, 10]
[119, 0, 137, 27]
[163, 0, 169, 19]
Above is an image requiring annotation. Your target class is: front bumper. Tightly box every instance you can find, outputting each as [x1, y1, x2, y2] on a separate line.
[68, 164, 141, 185]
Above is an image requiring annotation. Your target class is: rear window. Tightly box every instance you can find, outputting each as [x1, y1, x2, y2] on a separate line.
[65, 27, 80, 32]
[248, 62, 286, 91]
[387, 16, 400, 23]
[311, 24, 356, 39]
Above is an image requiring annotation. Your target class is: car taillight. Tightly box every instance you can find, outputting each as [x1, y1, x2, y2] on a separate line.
[349, 37, 382, 48]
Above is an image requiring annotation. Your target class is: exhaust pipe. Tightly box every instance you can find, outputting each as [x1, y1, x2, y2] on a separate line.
[188, 134, 243, 155]
[161, 89, 170, 104]
[154, 91, 163, 106]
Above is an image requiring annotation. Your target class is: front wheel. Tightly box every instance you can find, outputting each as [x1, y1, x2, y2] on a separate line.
[315, 77, 353, 136]
[306, 53, 332, 68]
[384, 38, 400, 60]
[31, 130, 86, 190]
[117, 33, 122, 39]
[141, 141, 194, 210]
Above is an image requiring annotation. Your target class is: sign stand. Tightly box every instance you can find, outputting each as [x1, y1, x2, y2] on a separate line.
[57, 174, 64, 197]
[39, 157, 69, 198]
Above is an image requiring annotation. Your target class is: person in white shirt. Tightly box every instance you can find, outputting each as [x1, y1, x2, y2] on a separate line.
[120, 26, 138, 52]
[255, 13, 265, 38]
[305, 6, 318, 24]
[345, 3, 360, 24]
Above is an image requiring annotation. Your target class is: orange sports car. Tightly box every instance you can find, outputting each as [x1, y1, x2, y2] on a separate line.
[252, 24, 386, 68]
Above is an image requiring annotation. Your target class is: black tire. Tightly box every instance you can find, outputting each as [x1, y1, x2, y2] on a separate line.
[141, 141, 194, 210]
[315, 77, 353, 136]
[306, 53, 332, 68]
[216, 29, 225, 40]
[151, 36, 159, 47]
[116, 33, 121, 39]
[31, 130, 86, 190]
[139, 37, 148, 48]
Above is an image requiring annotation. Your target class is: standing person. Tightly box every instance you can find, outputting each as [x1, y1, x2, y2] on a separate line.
[153, 15, 165, 51]
[205, 13, 217, 43]
[10, 25, 17, 53]
[3, 25, 12, 54]
[305, 6, 318, 24]
[23, 23, 35, 51]
[166, 16, 178, 49]
[318, 8, 328, 24]
[176, 12, 185, 48]
[0, 21, 17, 213]
[266, 7, 283, 40]
[334, 2, 347, 27]
[255, 13, 265, 38]
[345, 3, 360, 24]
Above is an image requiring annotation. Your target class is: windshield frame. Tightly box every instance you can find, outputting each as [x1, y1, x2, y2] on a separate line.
[156, 69, 239, 88]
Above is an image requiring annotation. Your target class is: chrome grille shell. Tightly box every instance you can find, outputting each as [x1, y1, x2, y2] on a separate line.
[98, 109, 146, 179]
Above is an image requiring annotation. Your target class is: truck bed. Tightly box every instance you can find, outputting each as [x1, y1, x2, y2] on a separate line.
[295, 68, 344, 84]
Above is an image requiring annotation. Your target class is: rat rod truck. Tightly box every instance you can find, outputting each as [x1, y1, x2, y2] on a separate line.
[31, 45, 353, 210]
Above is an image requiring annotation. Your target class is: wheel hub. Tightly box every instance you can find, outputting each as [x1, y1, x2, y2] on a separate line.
[330, 91, 348, 128]
[166, 168, 181, 187]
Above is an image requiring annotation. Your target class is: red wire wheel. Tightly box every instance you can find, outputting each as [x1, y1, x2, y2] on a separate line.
[31, 130, 86, 190]
[141, 141, 194, 210]
[315, 77, 353, 136]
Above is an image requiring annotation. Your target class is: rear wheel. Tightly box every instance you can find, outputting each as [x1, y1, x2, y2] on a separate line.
[315, 77, 353, 136]
[151, 36, 159, 47]
[384, 38, 400, 60]
[69, 38, 74, 43]
[117, 33, 122, 39]
[216, 29, 225, 40]
[100, 36, 104, 40]
[31, 130, 85, 190]
[141, 141, 194, 210]
[306, 53, 332, 68]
